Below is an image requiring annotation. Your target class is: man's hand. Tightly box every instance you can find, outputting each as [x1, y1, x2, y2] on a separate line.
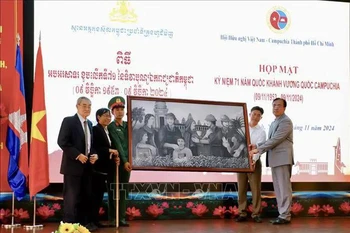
[124, 162, 132, 172]
[249, 151, 258, 170]
[77, 154, 88, 164]
[249, 144, 257, 150]
[249, 148, 258, 157]
[251, 160, 256, 170]
[89, 154, 98, 164]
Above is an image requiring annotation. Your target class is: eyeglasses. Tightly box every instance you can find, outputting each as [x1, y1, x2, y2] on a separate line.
[79, 104, 91, 109]
[102, 114, 111, 118]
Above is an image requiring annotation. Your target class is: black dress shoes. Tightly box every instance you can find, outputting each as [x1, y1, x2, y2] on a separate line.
[252, 216, 262, 223]
[94, 222, 108, 228]
[271, 217, 291, 225]
[119, 220, 130, 227]
[108, 220, 130, 227]
[85, 222, 98, 232]
[235, 216, 247, 222]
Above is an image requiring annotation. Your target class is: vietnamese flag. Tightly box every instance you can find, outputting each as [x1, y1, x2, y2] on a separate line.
[29, 34, 49, 198]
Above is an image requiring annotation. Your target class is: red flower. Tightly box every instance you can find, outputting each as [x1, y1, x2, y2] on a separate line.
[291, 202, 304, 215]
[0, 209, 11, 224]
[161, 202, 169, 209]
[146, 204, 164, 218]
[14, 208, 30, 220]
[339, 202, 350, 214]
[191, 204, 208, 217]
[99, 207, 105, 216]
[247, 201, 268, 213]
[226, 206, 239, 218]
[322, 204, 335, 216]
[308, 204, 322, 217]
[52, 203, 61, 211]
[36, 205, 55, 220]
[213, 206, 226, 218]
[186, 202, 194, 209]
[126, 207, 141, 220]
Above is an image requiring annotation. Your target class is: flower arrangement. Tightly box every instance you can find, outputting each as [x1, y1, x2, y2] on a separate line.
[52, 222, 91, 233]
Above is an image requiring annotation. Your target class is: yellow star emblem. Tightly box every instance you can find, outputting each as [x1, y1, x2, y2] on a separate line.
[31, 110, 46, 142]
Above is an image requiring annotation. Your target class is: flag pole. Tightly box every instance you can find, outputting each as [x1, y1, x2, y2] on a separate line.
[1, 193, 21, 229]
[116, 163, 119, 228]
[23, 195, 43, 230]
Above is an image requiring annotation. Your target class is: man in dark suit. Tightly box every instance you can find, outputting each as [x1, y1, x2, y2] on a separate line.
[57, 96, 98, 231]
[250, 98, 294, 225]
[91, 108, 120, 228]
[107, 96, 132, 227]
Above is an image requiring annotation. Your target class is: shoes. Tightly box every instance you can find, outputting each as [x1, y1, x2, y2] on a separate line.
[85, 222, 98, 232]
[107, 220, 130, 227]
[235, 216, 247, 222]
[271, 217, 291, 225]
[107, 221, 116, 227]
[94, 222, 108, 228]
[269, 218, 278, 223]
[236, 215, 262, 223]
[119, 220, 130, 227]
[252, 216, 262, 223]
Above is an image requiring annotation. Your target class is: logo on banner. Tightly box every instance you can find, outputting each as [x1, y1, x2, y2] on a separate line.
[109, 0, 138, 23]
[267, 7, 290, 33]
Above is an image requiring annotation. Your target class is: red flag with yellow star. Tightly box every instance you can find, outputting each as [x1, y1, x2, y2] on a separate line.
[29, 34, 49, 198]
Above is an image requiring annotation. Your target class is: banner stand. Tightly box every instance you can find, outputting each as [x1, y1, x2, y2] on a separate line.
[1, 192, 21, 229]
[23, 196, 43, 230]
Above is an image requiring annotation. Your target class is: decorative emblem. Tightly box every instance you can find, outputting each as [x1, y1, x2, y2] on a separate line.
[109, 0, 138, 23]
[267, 6, 291, 33]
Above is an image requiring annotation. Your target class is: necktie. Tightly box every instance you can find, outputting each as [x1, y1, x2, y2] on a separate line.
[84, 120, 89, 156]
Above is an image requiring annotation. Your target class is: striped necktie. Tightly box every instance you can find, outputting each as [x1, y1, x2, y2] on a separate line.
[84, 120, 89, 156]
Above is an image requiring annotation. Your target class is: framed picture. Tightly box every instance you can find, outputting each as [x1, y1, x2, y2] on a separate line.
[127, 96, 253, 172]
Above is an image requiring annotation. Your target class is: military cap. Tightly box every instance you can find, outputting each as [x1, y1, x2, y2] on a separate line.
[108, 96, 125, 109]
[220, 114, 230, 122]
[205, 114, 216, 122]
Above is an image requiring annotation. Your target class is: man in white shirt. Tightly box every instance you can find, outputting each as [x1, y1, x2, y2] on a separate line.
[235, 106, 266, 223]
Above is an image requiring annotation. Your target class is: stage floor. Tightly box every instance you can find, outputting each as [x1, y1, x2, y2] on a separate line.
[1, 218, 350, 233]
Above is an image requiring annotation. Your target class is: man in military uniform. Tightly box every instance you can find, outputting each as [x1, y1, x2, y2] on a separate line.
[202, 114, 223, 157]
[107, 96, 132, 227]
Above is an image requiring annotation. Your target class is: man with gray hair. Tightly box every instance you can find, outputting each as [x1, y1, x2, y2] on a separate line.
[57, 96, 99, 231]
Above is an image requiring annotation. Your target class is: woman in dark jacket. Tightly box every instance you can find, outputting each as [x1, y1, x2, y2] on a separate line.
[91, 108, 120, 228]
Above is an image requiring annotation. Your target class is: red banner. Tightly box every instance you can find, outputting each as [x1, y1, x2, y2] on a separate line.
[0, 0, 24, 192]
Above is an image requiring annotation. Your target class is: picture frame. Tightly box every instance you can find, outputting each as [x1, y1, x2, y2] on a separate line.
[127, 96, 253, 172]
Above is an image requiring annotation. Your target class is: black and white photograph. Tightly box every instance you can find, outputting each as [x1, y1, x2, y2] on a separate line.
[127, 96, 253, 172]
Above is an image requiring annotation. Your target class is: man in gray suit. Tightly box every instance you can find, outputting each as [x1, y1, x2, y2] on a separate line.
[249, 98, 294, 225]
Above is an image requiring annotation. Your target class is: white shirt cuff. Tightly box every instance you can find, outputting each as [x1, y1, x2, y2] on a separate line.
[253, 154, 260, 162]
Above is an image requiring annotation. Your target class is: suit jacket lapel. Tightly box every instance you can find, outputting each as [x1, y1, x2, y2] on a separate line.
[270, 114, 285, 138]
